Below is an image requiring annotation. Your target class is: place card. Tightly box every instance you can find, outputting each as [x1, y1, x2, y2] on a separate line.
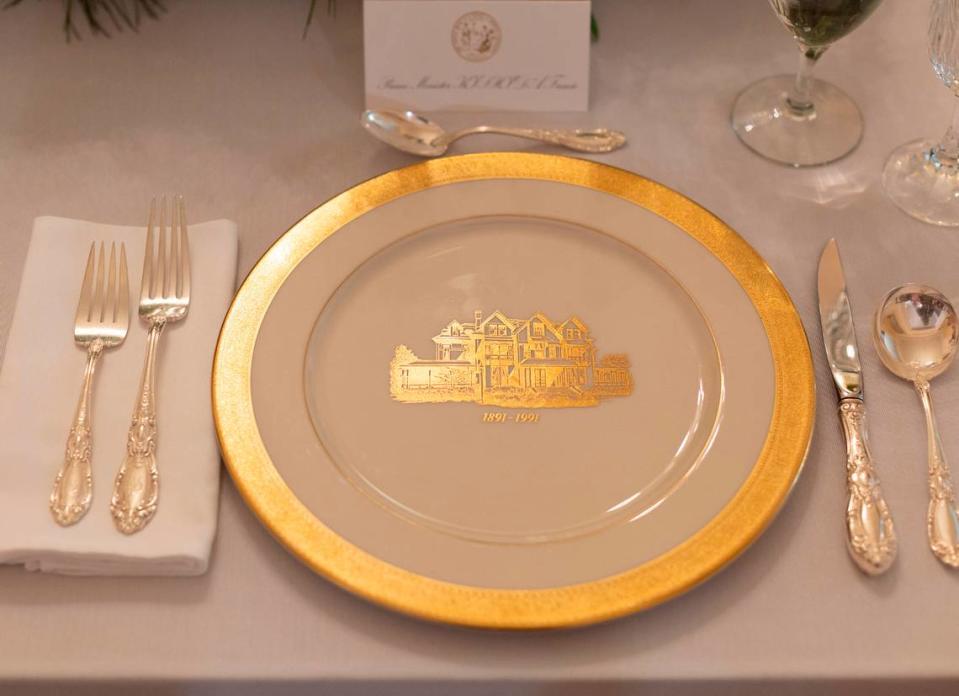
[364, 0, 591, 112]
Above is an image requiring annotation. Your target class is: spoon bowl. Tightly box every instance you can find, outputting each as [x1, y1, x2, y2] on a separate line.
[362, 110, 448, 156]
[874, 284, 959, 382]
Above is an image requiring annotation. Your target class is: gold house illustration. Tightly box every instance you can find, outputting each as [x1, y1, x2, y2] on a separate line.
[390, 310, 632, 408]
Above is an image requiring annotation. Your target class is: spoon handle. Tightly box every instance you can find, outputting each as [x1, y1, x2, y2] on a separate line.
[838, 399, 897, 574]
[443, 126, 627, 154]
[915, 379, 959, 567]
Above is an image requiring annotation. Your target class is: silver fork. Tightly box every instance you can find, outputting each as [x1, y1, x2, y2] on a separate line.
[50, 242, 130, 526]
[110, 196, 191, 534]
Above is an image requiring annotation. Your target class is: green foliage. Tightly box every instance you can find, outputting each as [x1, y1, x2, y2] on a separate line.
[303, 0, 336, 38]
[3, 0, 166, 41]
[4, 0, 336, 41]
[6, 0, 593, 43]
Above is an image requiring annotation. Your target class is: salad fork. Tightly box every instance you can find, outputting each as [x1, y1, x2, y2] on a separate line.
[50, 242, 129, 526]
[110, 196, 191, 534]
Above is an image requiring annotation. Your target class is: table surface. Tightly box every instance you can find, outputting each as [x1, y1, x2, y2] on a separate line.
[2, 0, 958, 693]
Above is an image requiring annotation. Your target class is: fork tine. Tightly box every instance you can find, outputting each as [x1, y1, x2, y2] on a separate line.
[178, 195, 190, 300]
[118, 243, 129, 328]
[105, 242, 117, 322]
[76, 242, 96, 323]
[141, 198, 155, 303]
[169, 195, 180, 297]
[92, 242, 106, 322]
[157, 196, 167, 299]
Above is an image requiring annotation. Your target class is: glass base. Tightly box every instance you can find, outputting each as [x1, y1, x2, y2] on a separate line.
[731, 75, 863, 167]
[882, 139, 959, 227]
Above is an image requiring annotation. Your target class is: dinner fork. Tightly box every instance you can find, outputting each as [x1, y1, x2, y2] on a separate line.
[50, 242, 129, 526]
[110, 196, 191, 534]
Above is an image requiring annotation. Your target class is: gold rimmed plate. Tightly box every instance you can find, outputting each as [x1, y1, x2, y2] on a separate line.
[213, 153, 814, 629]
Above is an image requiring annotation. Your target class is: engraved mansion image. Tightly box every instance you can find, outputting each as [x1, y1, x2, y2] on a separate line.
[389, 310, 633, 408]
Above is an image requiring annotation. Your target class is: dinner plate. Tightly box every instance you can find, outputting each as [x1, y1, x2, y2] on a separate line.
[213, 153, 814, 629]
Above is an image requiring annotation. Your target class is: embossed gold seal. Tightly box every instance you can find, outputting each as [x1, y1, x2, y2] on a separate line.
[390, 310, 632, 408]
[451, 11, 502, 63]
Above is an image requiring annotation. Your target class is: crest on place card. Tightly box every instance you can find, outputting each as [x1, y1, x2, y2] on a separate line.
[451, 11, 502, 62]
[390, 309, 632, 408]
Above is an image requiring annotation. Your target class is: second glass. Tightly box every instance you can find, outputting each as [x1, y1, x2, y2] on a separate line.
[883, 0, 959, 226]
[732, 0, 883, 167]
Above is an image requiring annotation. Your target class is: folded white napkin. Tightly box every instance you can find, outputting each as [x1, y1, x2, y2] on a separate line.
[0, 216, 237, 575]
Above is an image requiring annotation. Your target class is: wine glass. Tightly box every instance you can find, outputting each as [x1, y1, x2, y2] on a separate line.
[883, 0, 959, 226]
[732, 0, 883, 167]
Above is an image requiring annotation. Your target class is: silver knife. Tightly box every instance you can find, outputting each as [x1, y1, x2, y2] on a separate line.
[818, 238, 897, 575]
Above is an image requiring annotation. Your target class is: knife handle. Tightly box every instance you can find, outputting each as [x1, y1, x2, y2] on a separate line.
[839, 399, 897, 575]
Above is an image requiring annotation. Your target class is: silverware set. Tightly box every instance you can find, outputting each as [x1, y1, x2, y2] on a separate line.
[49, 196, 191, 535]
[818, 239, 959, 575]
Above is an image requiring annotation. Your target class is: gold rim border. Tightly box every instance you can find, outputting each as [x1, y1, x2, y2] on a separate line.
[212, 153, 815, 630]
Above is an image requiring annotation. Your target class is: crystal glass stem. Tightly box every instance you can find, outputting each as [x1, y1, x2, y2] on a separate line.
[731, 41, 861, 166]
[787, 47, 826, 116]
[933, 97, 959, 169]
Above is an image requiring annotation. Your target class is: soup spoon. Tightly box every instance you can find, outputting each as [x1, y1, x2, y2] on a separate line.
[361, 109, 627, 157]
[874, 284, 959, 567]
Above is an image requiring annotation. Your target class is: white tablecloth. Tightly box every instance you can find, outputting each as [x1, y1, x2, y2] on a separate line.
[1, 1, 957, 693]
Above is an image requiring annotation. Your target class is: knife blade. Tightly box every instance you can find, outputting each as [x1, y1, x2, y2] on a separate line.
[818, 239, 863, 401]
[817, 238, 896, 575]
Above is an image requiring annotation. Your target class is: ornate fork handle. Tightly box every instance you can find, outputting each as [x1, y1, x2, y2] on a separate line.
[838, 399, 897, 574]
[50, 339, 104, 526]
[111, 319, 164, 534]
[441, 126, 627, 153]
[915, 379, 959, 567]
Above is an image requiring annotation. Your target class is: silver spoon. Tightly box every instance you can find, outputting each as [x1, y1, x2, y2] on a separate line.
[361, 109, 627, 157]
[874, 284, 959, 568]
